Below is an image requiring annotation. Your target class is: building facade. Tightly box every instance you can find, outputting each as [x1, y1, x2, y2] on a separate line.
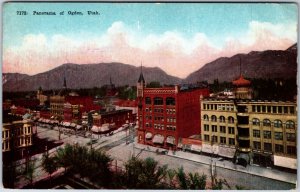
[137, 82, 210, 149]
[2, 120, 34, 153]
[200, 75, 297, 169]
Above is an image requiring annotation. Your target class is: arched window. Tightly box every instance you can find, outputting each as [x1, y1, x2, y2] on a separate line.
[203, 114, 209, 121]
[211, 115, 217, 122]
[263, 119, 271, 127]
[228, 116, 234, 123]
[166, 97, 175, 105]
[252, 118, 260, 126]
[220, 116, 225, 123]
[145, 97, 151, 105]
[274, 120, 282, 128]
[153, 97, 163, 105]
[286, 120, 295, 129]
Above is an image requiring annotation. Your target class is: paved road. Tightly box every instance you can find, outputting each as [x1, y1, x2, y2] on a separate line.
[108, 143, 296, 190]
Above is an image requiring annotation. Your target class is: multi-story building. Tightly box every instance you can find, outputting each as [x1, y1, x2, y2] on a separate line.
[92, 109, 133, 128]
[136, 68, 210, 150]
[2, 120, 34, 153]
[201, 75, 297, 169]
[50, 95, 65, 120]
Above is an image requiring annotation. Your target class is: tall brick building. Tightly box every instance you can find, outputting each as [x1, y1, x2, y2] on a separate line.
[136, 68, 210, 149]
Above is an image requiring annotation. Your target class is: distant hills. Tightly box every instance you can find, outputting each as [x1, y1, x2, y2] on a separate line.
[184, 44, 297, 83]
[3, 44, 297, 92]
[3, 63, 181, 92]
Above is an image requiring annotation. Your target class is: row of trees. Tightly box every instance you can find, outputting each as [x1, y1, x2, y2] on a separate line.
[39, 144, 245, 189]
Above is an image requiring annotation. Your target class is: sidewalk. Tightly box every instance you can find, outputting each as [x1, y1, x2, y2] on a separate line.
[134, 143, 297, 184]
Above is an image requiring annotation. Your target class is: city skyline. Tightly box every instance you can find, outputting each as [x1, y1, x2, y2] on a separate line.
[3, 3, 298, 78]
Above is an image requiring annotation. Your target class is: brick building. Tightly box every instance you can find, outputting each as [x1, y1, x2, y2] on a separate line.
[136, 68, 210, 150]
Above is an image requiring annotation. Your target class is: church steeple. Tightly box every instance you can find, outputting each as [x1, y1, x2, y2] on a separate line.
[137, 62, 145, 99]
[63, 76, 67, 89]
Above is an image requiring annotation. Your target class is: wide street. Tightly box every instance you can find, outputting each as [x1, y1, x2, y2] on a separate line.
[28, 124, 296, 190]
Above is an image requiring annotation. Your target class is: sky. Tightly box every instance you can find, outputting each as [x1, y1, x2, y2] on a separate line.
[2, 2, 298, 78]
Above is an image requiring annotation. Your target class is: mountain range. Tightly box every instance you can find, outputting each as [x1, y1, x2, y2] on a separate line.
[3, 44, 297, 92]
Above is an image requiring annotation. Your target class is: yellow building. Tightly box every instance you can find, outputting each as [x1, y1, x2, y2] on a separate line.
[50, 95, 65, 119]
[2, 120, 33, 152]
[200, 75, 297, 169]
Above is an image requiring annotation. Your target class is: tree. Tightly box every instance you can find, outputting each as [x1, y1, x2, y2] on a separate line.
[41, 152, 58, 182]
[188, 172, 206, 189]
[166, 169, 177, 188]
[124, 157, 167, 189]
[176, 166, 189, 189]
[24, 158, 36, 187]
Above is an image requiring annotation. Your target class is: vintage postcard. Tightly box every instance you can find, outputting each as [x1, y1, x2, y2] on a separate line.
[1, 1, 298, 190]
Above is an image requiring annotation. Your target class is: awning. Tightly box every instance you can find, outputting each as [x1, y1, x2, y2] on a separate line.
[166, 136, 175, 145]
[190, 144, 202, 152]
[82, 121, 88, 125]
[64, 122, 71, 127]
[145, 132, 153, 139]
[99, 124, 110, 133]
[201, 143, 219, 154]
[153, 134, 164, 144]
[274, 155, 297, 170]
[70, 123, 76, 128]
[91, 125, 99, 133]
[76, 125, 82, 130]
[218, 146, 236, 158]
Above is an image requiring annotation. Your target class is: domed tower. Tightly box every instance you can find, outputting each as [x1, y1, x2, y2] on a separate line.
[232, 75, 252, 99]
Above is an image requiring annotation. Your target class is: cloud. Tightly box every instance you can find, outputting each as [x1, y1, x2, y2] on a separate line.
[3, 20, 297, 78]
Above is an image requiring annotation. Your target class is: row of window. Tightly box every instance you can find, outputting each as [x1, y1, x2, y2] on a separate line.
[203, 115, 234, 123]
[252, 105, 295, 114]
[166, 125, 176, 131]
[145, 97, 176, 105]
[253, 142, 296, 155]
[204, 124, 235, 134]
[145, 108, 176, 114]
[252, 119, 295, 129]
[154, 124, 164, 130]
[2, 127, 32, 139]
[204, 114, 296, 129]
[2, 137, 32, 151]
[253, 130, 296, 141]
[203, 104, 235, 111]
[203, 135, 235, 145]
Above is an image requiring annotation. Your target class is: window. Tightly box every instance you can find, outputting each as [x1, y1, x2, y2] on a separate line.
[204, 135, 210, 141]
[286, 133, 296, 142]
[204, 124, 209, 131]
[220, 116, 225, 123]
[264, 143, 272, 152]
[287, 146, 296, 155]
[228, 116, 234, 124]
[284, 106, 288, 114]
[274, 120, 282, 128]
[263, 131, 271, 139]
[212, 125, 217, 132]
[228, 127, 235, 134]
[278, 106, 282, 113]
[145, 97, 151, 104]
[274, 132, 283, 140]
[203, 114, 209, 121]
[262, 105, 266, 113]
[267, 106, 271, 113]
[211, 115, 217, 122]
[275, 144, 284, 153]
[212, 136, 218, 143]
[166, 97, 175, 105]
[252, 105, 256, 112]
[253, 130, 260, 138]
[153, 97, 163, 105]
[253, 141, 261, 150]
[203, 104, 207, 110]
[220, 137, 226, 144]
[286, 121, 295, 129]
[290, 106, 295, 114]
[220, 126, 226, 133]
[252, 118, 260, 126]
[229, 138, 235, 145]
[263, 119, 271, 127]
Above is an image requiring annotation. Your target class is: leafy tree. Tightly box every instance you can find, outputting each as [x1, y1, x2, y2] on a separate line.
[176, 166, 189, 189]
[24, 158, 36, 187]
[41, 153, 58, 181]
[188, 172, 207, 189]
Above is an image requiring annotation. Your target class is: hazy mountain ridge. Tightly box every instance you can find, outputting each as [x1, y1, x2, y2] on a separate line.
[3, 63, 182, 92]
[184, 44, 297, 83]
